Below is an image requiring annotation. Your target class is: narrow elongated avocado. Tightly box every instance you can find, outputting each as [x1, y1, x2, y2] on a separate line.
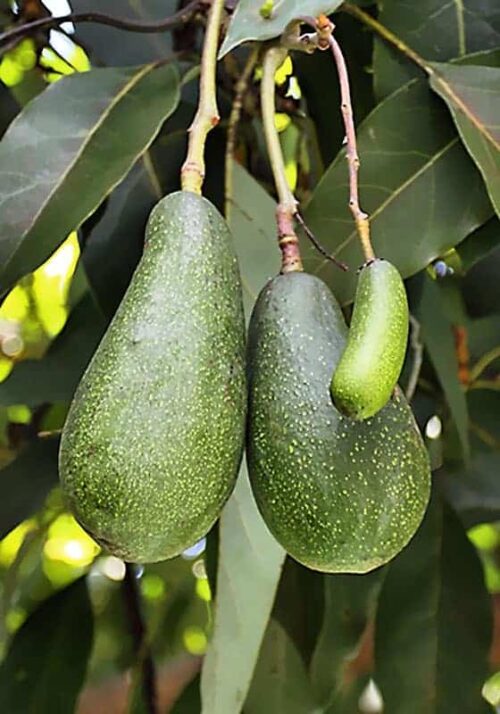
[331, 259, 409, 420]
[247, 272, 430, 574]
[59, 191, 246, 563]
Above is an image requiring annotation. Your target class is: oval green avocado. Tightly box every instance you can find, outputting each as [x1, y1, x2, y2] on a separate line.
[331, 259, 409, 420]
[59, 191, 247, 563]
[247, 272, 430, 574]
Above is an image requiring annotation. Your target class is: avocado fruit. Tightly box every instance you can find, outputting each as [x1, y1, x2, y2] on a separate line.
[247, 272, 430, 574]
[59, 191, 247, 563]
[331, 258, 409, 420]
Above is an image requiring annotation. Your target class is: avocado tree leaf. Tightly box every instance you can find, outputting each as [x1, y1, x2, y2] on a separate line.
[441, 449, 500, 528]
[0, 578, 94, 714]
[429, 63, 500, 219]
[200, 463, 285, 714]
[81, 162, 159, 320]
[0, 294, 105, 407]
[418, 275, 469, 461]
[229, 161, 280, 318]
[0, 436, 59, 540]
[458, 218, 500, 272]
[463, 243, 500, 318]
[375, 490, 492, 714]
[0, 62, 180, 295]
[303, 80, 492, 305]
[310, 569, 385, 710]
[74, 0, 177, 65]
[372, 0, 500, 99]
[244, 619, 319, 714]
[219, 0, 343, 57]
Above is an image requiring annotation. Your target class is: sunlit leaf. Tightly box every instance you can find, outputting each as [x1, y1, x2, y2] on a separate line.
[220, 0, 343, 57]
[0, 63, 180, 294]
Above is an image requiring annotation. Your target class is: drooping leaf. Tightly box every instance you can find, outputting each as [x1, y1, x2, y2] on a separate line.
[73, 0, 177, 65]
[244, 619, 319, 714]
[229, 161, 280, 317]
[0, 578, 94, 714]
[0, 63, 180, 294]
[372, 0, 500, 99]
[303, 80, 492, 305]
[0, 436, 59, 539]
[463, 243, 500, 318]
[375, 490, 492, 714]
[219, 0, 343, 57]
[200, 464, 285, 714]
[418, 275, 469, 460]
[81, 161, 159, 319]
[0, 294, 105, 407]
[310, 569, 385, 710]
[429, 62, 500, 218]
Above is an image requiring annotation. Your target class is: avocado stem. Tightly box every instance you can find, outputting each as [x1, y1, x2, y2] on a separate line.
[261, 47, 303, 273]
[180, 0, 225, 195]
[328, 31, 375, 262]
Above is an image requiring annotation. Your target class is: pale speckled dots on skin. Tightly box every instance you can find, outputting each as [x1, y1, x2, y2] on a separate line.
[247, 272, 430, 574]
[332, 259, 409, 420]
[59, 191, 247, 563]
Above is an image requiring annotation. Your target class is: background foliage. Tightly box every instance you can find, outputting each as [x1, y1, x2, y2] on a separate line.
[0, 0, 498, 712]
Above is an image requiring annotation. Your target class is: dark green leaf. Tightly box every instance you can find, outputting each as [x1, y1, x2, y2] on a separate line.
[463, 244, 500, 317]
[0, 436, 59, 540]
[0, 578, 94, 714]
[373, 0, 500, 99]
[429, 62, 500, 218]
[0, 294, 106, 407]
[0, 63, 180, 294]
[219, 1, 343, 57]
[303, 80, 492, 305]
[200, 463, 285, 714]
[74, 1, 177, 65]
[244, 619, 319, 714]
[418, 275, 469, 460]
[458, 218, 500, 272]
[81, 161, 159, 319]
[172, 674, 201, 713]
[310, 570, 385, 710]
[441, 450, 500, 528]
[375, 490, 492, 714]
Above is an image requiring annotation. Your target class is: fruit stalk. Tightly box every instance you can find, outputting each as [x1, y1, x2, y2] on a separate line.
[261, 46, 303, 273]
[181, 0, 225, 194]
[328, 30, 375, 262]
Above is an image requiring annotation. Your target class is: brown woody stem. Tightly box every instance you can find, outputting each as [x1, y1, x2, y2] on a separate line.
[328, 31, 375, 261]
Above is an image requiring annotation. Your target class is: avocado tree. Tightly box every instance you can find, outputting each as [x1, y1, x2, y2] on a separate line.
[0, 1, 498, 712]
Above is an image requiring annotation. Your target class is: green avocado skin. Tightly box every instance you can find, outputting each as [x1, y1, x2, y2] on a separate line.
[59, 191, 247, 563]
[247, 272, 430, 574]
[331, 259, 409, 420]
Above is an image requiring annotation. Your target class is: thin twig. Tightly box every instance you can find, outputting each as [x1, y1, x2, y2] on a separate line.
[469, 345, 500, 383]
[261, 46, 303, 274]
[406, 314, 423, 401]
[122, 563, 157, 714]
[328, 30, 374, 261]
[225, 47, 259, 220]
[181, 0, 225, 194]
[0, 0, 200, 49]
[295, 211, 349, 271]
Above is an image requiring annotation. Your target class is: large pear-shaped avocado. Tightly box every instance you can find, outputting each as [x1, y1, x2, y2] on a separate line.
[60, 191, 247, 563]
[247, 272, 430, 574]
